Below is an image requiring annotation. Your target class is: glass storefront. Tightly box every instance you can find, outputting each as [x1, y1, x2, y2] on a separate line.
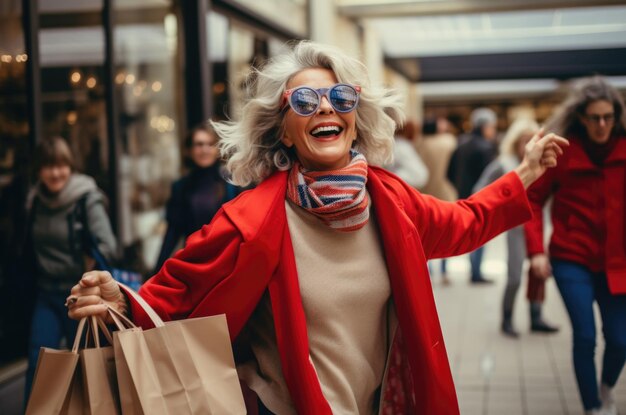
[214, 18, 291, 120]
[39, 0, 110, 194]
[0, 0, 29, 365]
[0, 0, 303, 373]
[114, 0, 182, 273]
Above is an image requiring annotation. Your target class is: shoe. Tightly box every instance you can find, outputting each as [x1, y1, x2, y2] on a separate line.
[442, 274, 452, 286]
[598, 407, 618, 415]
[501, 321, 519, 338]
[470, 277, 494, 285]
[530, 319, 560, 333]
[600, 383, 618, 415]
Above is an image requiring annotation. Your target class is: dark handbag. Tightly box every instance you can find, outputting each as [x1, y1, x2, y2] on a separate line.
[76, 195, 143, 292]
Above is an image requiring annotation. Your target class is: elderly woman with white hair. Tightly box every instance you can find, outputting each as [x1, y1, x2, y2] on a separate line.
[474, 118, 559, 338]
[66, 41, 567, 415]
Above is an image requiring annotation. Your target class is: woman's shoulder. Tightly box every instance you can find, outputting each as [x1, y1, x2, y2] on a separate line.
[219, 171, 289, 240]
[82, 187, 107, 206]
[369, 166, 419, 203]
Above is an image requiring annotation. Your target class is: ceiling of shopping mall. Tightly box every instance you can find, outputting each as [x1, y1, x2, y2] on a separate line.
[32, 0, 626, 89]
[338, 0, 626, 83]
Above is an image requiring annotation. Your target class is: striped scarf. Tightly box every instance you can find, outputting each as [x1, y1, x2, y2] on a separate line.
[286, 150, 369, 232]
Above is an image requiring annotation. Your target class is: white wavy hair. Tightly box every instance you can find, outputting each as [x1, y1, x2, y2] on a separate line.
[211, 41, 405, 186]
[499, 118, 539, 157]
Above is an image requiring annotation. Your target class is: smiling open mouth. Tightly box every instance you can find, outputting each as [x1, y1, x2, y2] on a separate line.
[310, 125, 343, 138]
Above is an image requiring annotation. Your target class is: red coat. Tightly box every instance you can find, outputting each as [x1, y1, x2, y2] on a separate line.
[525, 136, 626, 294]
[126, 166, 531, 414]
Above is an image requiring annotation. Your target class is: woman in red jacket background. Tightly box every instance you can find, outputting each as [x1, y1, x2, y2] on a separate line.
[66, 41, 567, 415]
[525, 76, 626, 415]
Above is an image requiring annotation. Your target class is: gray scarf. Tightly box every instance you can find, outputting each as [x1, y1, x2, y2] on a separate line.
[28, 173, 98, 211]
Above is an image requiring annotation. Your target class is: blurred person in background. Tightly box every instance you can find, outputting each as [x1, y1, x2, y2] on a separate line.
[153, 123, 239, 272]
[525, 76, 626, 415]
[23, 136, 118, 403]
[474, 118, 558, 337]
[419, 116, 458, 285]
[66, 41, 567, 415]
[447, 107, 499, 284]
[385, 118, 429, 190]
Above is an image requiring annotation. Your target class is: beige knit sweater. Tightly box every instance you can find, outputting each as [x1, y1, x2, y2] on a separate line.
[237, 200, 392, 414]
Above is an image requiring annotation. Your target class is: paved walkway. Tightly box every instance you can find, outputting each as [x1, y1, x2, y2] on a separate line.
[433, 234, 626, 415]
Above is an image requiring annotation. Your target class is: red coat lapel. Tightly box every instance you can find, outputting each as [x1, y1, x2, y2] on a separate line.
[368, 168, 459, 414]
[225, 171, 333, 415]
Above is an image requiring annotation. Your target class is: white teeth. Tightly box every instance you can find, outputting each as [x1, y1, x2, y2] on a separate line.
[311, 125, 341, 136]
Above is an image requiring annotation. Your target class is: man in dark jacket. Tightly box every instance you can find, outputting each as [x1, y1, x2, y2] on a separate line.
[447, 108, 498, 283]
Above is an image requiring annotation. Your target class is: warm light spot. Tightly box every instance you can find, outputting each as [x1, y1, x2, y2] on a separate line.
[71, 71, 82, 83]
[125, 74, 135, 84]
[133, 85, 142, 96]
[150, 115, 176, 132]
[1, 55, 12, 63]
[212, 82, 225, 94]
[151, 81, 162, 92]
[115, 72, 125, 84]
[67, 111, 78, 125]
[86, 76, 97, 88]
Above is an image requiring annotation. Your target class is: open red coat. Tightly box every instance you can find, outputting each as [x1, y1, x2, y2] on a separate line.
[524, 136, 626, 294]
[126, 166, 531, 414]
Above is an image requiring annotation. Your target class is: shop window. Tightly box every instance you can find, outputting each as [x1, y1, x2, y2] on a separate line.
[0, 0, 29, 365]
[39, 0, 110, 195]
[114, 0, 182, 273]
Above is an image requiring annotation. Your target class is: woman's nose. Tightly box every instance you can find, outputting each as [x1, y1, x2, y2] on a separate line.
[318, 96, 334, 113]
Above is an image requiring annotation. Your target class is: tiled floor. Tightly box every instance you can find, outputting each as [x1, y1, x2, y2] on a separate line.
[432, 233, 626, 415]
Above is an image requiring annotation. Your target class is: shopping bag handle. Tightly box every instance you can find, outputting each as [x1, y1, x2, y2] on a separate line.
[87, 316, 114, 347]
[95, 316, 114, 344]
[106, 304, 137, 331]
[71, 317, 88, 353]
[117, 282, 165, 327]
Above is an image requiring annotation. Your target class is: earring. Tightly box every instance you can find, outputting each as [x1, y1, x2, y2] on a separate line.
[274, 147, 292, 170]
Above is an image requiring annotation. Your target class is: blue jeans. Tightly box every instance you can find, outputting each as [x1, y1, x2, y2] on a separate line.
[24, 290, 79, 406]
[552, 259, 626, 410]
[470, 246, 484, 280]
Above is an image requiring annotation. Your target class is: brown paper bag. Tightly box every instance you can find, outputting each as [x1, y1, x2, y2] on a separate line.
[25, 318, 88, 415]
[80, 316, 121, 415]
[113, 284, 246, 414]
[61, 365, 86, 414]
[108, 309, 145, 415]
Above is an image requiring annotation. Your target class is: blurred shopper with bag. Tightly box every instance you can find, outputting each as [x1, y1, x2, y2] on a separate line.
[474, 118, 558, 337]
[66, 41, 568, 415]
[447, 107, 499, 284]
[22, 137, 118, 404]
[525, 76, 626, 415]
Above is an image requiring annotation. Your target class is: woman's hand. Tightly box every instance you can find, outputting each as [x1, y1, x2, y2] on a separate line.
[530, 253, 552, 280]
[66, 270, 128, 322]
[515, 128, 569, 188]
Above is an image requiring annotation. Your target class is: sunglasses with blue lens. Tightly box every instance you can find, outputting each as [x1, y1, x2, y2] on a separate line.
[281, 83, 361, 116]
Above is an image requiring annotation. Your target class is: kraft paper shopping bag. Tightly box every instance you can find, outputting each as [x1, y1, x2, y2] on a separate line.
[110, 284, 246, 414]
[25, 318, 88, 415]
